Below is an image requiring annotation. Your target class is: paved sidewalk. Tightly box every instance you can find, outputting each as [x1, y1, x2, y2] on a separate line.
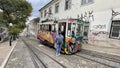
[0, 40, 17, 67]
[82, 43, 120, 56]
[5, 39, 35, 68]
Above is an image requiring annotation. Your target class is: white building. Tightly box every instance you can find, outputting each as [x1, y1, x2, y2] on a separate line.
[27, 18, 39, 37]
[39, 0, 120, 47]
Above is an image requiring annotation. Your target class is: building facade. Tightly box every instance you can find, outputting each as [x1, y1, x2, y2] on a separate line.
[39, 0, 120, 47]
[0, 27, 8, 42]
[28, 18, 40, 37]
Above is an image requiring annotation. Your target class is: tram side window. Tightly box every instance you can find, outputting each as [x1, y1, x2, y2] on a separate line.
[48, 25, 49, 31]
[67, 23, 71, 36]
[52, 25, 56, 32]
[45, 25, 47, 31]
[61, 25, 64, 32]
[40, 25, 42, 30]
[43, 25, 45, 30]
[46, 25, 49, 31]
[52, 25, 54, 31]
[49, 25, 51, 31]
[44, 25, 45, 30]
[39, 25, 42, 33]
[42, 25, 44, 30]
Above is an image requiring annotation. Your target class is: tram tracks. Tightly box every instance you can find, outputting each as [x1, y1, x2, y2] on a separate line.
[75, 49, 120, 68]
[22, 38, 67, 68]
[81, 49, 120, 63]
[25, 41, 47, 68]
[25, 38, 120, 68]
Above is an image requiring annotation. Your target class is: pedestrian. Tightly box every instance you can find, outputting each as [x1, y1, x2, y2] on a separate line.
[55, 31, 64, 56]
[9, 35, 12, 46]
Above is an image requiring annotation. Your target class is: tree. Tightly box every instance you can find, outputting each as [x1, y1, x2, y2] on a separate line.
[0, 12, 3, 27]
[0, 0, 32, 35]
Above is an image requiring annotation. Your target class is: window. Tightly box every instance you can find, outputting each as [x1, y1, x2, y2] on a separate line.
[81, 0, 93, 5]
[49, 7, 52, 14]
[44, 10, 47, 17]
[110, 21, 120, 39]
[67, 23, 76, 37]
[76, 24, 83, 36]
[83, 22, 89, 37]
[65, 0, 71, 10]
[41, 12, 43, 18]
[83, 26, 89, 36]
[55, 3, 59, 13]
[40, 25, 42, 30]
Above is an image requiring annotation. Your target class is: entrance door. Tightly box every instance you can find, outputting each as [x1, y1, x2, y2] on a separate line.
[83, 22, 90, 40]
[59, 22, 66, 44]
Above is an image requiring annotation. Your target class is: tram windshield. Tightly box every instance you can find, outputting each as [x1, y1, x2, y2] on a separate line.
[76, 24, 83, 37]
[67, 23, 76, 37]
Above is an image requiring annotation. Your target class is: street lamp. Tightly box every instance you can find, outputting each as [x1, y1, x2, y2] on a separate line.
[9, 23, 13, 46]
[9, 23, 13, 27]
[27, 24, 29, 37]
[26, 23, 29, 37]
[9, 23, 13, 34]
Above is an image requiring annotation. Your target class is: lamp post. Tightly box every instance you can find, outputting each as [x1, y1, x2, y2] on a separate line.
[9, 23, 13, 27]
[27, 24, 29, 37]
[9, 23, 13, 46]
[26, 23, 29, 37]
[9, 23, 13, 34]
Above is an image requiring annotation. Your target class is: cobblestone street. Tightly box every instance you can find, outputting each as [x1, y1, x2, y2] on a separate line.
[5, 39, 35, 68]
[1, 0, 120, 68]
[2, 38, 120, 68]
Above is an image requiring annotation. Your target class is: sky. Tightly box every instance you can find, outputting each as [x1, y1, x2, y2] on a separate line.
[27, 0, 51, 20]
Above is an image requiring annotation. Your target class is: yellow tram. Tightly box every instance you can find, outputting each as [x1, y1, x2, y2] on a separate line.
[37, 19, 84, 54]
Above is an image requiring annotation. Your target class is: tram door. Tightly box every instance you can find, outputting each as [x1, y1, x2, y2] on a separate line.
[59, 22, 66, 45]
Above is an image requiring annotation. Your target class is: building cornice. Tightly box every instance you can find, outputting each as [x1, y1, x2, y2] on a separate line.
[39, 0, 58, 12]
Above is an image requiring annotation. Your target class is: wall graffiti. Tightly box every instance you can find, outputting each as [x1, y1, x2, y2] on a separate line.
[88, 31, 95, 44]
[88, 30, 108, 44]
[93, 24, 106, 30]
[78, 10, 94, 22]
[111, 9, 120, 20]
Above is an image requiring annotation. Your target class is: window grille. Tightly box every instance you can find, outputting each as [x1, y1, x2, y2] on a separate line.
[81, 0, 93, 5]
[110, 21, 120, 39]
[55, 3, 59, 13]
[65, 0, 71, 10]
[44, 10, 47, 17]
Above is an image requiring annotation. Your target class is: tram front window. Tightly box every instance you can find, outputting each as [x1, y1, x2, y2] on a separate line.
[71, 23, 76, 37]
[76, 24, 82, 37]
[67, 23, 71, 37]
[67, 23, 76, 37]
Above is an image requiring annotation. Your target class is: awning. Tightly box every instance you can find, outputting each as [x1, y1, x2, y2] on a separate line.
[77, 20, 84, 25]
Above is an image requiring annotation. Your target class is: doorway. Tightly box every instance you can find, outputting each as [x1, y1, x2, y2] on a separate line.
[59, 22, 66, 45]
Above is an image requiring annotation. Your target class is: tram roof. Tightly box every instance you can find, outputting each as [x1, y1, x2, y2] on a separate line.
[38, 21, 55, 25]
[38, 18, 84, 25]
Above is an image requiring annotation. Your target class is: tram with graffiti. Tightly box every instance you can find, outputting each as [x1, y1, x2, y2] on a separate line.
[37, 19, 84, 54]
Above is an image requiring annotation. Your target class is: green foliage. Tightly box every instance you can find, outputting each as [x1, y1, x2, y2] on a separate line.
[0, 12, 6, 27]
[0, 0, 32, 34]
[9, 25, 21, 35]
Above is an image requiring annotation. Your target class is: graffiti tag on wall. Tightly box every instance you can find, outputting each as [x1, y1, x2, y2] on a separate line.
[88, 30, 108, 42]
[93, 24, 106, 30]
[78, 11, 94, 22]
[111, 9, 120, 20]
